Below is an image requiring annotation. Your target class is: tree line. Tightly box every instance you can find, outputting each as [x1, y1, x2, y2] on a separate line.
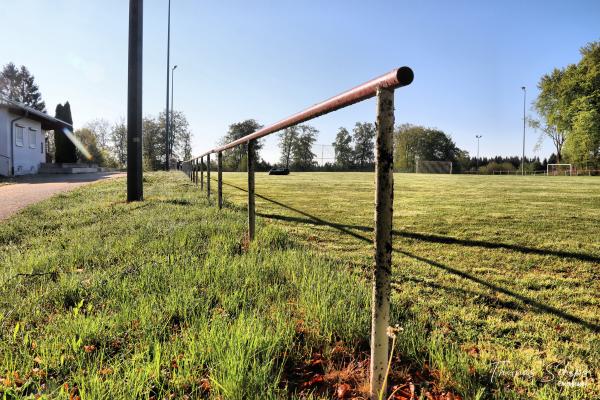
[1, 62, 192, 170]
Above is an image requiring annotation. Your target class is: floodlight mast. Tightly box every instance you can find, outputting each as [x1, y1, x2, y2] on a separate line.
[476, 135, 482, 170]
[127, 0, 143, 202]
[521, 86, 526, 175]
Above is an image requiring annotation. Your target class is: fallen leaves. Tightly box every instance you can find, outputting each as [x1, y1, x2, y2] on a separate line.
[282, 344, 464, 400]
[336, 382, 352, 398]
[83, 344, 96, 353]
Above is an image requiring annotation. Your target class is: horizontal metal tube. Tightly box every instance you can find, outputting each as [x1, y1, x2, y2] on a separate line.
[185, 67, 413, 160]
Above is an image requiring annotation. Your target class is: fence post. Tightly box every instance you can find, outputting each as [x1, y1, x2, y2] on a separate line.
[200, 156, 204, 190]
[247, 139, 256, 240]
[207, 153, 211, 200]
[370, 87, 395, 400]
[218, 151, 223, 209]
[195, 159, 199, 184]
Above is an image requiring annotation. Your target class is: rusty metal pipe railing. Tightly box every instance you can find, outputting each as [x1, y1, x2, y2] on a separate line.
[188, 67, 413, 158]
[182, 67, 413, 399]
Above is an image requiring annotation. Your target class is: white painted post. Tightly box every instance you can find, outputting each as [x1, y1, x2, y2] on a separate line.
[370, 87, 395, 400]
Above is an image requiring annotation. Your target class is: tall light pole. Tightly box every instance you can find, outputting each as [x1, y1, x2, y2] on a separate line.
[164, 0, 172, 171]
[127, 0, 143, 201]
[521, 86, 526, 175]
[170, 65, 177, 161]
[475, 135, 482, 171]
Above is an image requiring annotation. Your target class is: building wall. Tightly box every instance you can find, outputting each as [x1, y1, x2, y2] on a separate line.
[0, 109, 46, 176]
[0, 108, 10, 176]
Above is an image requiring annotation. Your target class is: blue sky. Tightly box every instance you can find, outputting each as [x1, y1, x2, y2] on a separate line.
[1, 0, 598, 163]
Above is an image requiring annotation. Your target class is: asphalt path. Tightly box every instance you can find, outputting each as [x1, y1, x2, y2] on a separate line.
[0, 172, 125, 221]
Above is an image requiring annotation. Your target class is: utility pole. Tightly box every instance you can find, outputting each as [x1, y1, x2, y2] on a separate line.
[164, 0, 171, 170]
[127, 0, 143, 201]
[521, 86, 526, 175]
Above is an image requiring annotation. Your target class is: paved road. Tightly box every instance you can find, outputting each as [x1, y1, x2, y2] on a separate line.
[0, 172, 125, 221]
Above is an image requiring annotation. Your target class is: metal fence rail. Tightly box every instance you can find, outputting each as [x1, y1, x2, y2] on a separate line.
[182, 67, 413, 399]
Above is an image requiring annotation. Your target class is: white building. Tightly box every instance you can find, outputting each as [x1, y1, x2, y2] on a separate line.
[0, 97, 71, 176]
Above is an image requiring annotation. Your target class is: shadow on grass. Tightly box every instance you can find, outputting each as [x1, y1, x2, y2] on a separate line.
[221, 180, 600, 333]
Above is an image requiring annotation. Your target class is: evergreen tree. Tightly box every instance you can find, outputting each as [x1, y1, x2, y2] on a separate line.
[0, 63, 46, 111]
[54, 102, 77, 163]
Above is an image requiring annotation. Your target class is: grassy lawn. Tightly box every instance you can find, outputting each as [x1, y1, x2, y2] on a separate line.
[0, 171, 598, 399]
[218, 171, 600, 399]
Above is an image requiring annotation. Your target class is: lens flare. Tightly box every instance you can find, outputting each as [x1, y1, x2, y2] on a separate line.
[62, 128, 92, 160]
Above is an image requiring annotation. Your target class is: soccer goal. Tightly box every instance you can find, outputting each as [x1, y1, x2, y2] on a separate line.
[416, 160, 453, 174]
[546, 164, 573, 176]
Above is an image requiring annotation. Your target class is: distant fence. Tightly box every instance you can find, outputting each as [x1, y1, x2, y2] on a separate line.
[182, 67, 413, 398]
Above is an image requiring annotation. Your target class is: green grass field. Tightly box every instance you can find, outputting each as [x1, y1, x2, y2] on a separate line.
[0, 172, 598, 399]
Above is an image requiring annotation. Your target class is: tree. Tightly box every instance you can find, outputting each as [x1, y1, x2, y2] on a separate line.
[220, 120, 263, 171]
[0, 63, 46, 111]
[54, 102, 77, 163]
[110, 119, 127, 167]
[393, 124, 464, 171]
[332, 127, 353, 168]
[529, 118, 565, 163]
[74, 128, 105, 165]
[278, 127, 299, 169]
[290, 125, 318, 170]
[533, 68, 569, 162]
[562, 42, 600, 166]
[142, 111, 193, 170]
[142, 116, 163, 170]
[352, 122, 376, 168]
[84, 119, 111, 150]
[533, 41, 600, 166]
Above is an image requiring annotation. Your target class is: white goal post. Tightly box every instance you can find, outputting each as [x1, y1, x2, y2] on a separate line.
[416, 160, 453, 174]
[546, 164, 573, 176]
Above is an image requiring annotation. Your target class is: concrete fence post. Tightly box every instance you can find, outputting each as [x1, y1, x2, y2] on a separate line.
[200, 156, 204, 190]
[207, 153, 211, 200]
[247, 140, 256, 240]
[370, 87, 395, 400]
[218, 151, 223, 209]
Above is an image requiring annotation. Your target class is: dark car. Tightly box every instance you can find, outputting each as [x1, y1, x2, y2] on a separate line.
[268, 168, 290, 175]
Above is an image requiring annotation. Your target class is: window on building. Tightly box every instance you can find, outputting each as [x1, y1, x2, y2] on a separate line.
[29, 128, 37, 149]
[15, 125, 24, 147]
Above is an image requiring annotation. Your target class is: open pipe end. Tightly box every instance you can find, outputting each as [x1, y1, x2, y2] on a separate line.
[396, 66, 414, 87]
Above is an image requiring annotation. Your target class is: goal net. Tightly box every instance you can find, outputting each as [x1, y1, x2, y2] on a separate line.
[416, 160, 453, 174]
[547, 164, 573, 176]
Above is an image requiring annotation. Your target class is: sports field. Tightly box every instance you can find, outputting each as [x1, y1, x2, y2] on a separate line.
[0, 172, 598, 399]
[220, 172, 600, 397]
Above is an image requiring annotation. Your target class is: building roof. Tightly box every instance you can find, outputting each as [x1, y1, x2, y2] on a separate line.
[0, 96, 73, 131]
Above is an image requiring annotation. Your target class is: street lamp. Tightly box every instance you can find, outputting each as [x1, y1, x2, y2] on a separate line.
[170, 65, 178, 161]
[521, 86, 526, 175]
[165, 0, 172, 170]
[475, 135, 482, 171]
